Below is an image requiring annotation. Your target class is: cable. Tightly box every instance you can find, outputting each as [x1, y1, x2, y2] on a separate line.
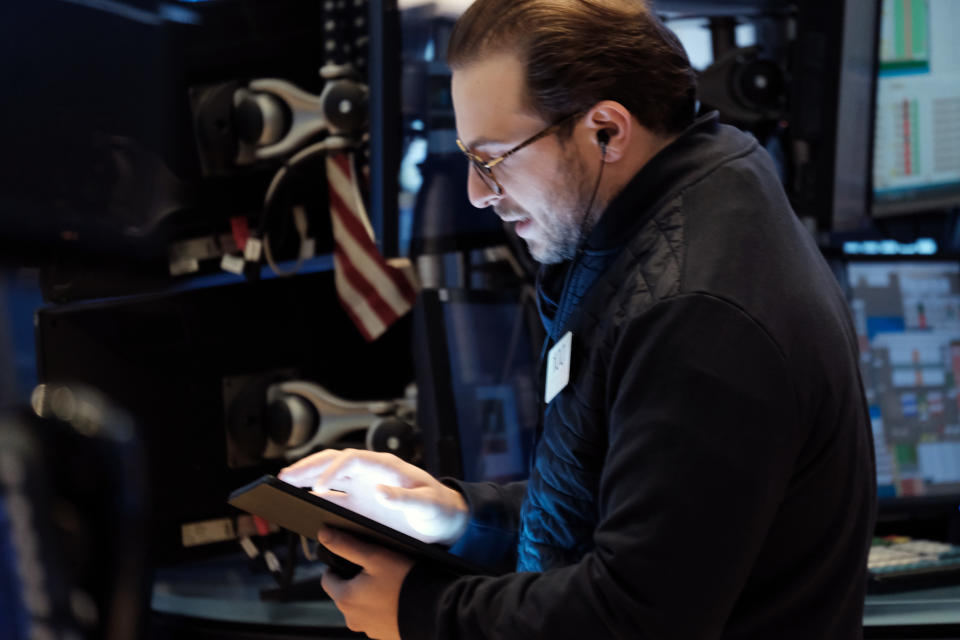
[573, 141, 608, 255]
[280, 532, 298, 591]
[264, 205, 310, 277]
[537, 144, 609, 368]
[300, 534, 318, 562]
[259, 138, 352, 277]
[262, 138, 347, 217]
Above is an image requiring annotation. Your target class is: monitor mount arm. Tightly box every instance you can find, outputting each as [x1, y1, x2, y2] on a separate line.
[262, 380, 417, 463]
[191, 64, 368, 175]
[235, 64, 369, 162]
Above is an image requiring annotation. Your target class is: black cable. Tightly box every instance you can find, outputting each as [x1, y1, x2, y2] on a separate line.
[280, 531, 298, 593]
[574, 142, 609, 255]
[540, 139, 609, 353]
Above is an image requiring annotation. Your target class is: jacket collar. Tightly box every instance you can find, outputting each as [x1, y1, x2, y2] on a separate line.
[536, 111, 756, 334]
[584, 111, 754, 252]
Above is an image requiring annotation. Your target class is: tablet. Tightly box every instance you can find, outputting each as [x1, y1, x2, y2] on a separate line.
[228, 475, 494, 577]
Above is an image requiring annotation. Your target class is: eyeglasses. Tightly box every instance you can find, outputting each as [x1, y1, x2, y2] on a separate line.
[456, 112, 580, 196]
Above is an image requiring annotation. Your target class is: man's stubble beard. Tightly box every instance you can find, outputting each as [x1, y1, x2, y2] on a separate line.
[516, 148, 595, 265]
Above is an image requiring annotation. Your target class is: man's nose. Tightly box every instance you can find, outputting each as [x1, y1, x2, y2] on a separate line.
[466, 167, 502, 209]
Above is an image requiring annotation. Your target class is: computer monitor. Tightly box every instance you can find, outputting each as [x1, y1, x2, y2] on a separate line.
[414, 289, 542, 483]
[843, 259, 960, 512]
[872, 0, 960, 217]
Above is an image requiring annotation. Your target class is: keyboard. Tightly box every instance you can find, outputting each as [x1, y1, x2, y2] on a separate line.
[868, 537, 960, 593]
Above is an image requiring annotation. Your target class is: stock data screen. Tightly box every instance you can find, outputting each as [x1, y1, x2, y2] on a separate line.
[848, 261, 960, 498]
[873, 0, 960, 215]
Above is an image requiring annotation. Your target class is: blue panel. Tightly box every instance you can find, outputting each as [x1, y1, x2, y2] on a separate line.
[0, 498, 28, 640]
[878, 67, 930, 78]
[0, 273, 44, 403]
[877, 484, 898, 499]
[866, 315, 906, 341]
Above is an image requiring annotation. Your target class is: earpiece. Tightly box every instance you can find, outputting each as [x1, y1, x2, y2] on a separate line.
[597, 129, 610, 154]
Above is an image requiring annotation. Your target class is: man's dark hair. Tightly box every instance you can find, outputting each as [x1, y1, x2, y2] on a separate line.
[447, 0, 698, 136]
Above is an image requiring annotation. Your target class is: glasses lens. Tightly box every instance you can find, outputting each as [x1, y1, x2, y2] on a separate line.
[472, 162, 501, 195]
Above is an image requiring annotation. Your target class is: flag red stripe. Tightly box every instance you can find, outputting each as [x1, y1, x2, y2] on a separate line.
[335, 288, 376, 342]
[334, 250, 386, 342]
[329, 187, 384, 261]
[385, 260, 418, 301]
[335, 245, 400, 329]
[328, 152, 416, 341]
[329, 187, 417, 301]
[328, 156, 416, 297]
[330, 204, 410, 310]
[333, 153, 352, 178]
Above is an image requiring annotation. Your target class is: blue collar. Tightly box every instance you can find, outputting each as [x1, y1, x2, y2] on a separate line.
[536, 247, 621, 343]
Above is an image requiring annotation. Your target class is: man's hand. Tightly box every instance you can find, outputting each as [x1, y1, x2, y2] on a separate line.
[319, 525, 414, 640]
[279, 449, 469, 545]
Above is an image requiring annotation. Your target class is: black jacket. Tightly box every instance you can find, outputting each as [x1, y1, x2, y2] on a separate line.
[400, 113, 877, 639]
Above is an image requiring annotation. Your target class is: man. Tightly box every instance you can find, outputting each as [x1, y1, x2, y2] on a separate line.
[281, 0, 877, 638]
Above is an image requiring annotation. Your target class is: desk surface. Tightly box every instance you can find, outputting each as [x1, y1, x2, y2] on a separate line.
[153, 554, 960, 629]
[864, 585, 960, 627]
[152, 554, 346, 628]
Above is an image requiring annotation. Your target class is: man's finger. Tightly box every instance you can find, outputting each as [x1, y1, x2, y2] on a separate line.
[281, 448, 339, 472]
[278, 450, 339, 485]
[376, 484, 435, 509]
[320, 565, 352, 602]
[313, 489, 349, 502]
[278, 464, 331, 488]
[318, 525, 383, 566]
[312, 452, 359, 493]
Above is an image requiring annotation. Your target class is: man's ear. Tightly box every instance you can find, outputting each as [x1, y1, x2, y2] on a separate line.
[583, 100, 632, 162]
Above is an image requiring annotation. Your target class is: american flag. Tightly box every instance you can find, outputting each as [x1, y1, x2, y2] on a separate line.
[326, 153, 418, 342]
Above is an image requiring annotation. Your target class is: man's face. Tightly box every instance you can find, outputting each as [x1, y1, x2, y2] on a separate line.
[451, 53, 591, 264]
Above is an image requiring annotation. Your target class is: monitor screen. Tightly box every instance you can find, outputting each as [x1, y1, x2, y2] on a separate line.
[872, 0, 960, 216]
[846, 260, 960, 502]
[414, 289, 540, 484]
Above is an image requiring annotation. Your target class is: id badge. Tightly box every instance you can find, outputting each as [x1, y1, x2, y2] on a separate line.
[545, 331, 573, 404]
